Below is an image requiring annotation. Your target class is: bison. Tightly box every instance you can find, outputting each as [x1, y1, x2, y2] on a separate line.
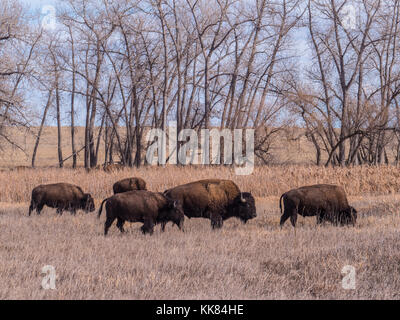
[98, 190, 184, 235]
[113, 177, 147, 194]
[279, 184, 357, 227]
[163, 179, 256, 229]
[29, 183, 95, 215]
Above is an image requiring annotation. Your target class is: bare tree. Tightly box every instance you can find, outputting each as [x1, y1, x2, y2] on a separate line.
[0, 0, 40, 151]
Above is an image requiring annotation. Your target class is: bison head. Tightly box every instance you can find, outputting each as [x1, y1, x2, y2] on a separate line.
[81, 193, 95, 213]
[232, 192, 257, 223]
[159, 198, 185, 231]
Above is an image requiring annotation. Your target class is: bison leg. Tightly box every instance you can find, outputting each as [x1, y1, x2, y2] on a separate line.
[141, 219, 154, 235]
[161, 221, 167, 232]
[332, 213, 340, 226]
[28, 201, 35, 216]
[116, 218, 125, 233]
[36, 204, 44, 215]
[279, 210, 291, 227]
[69, 205, 77, 215]
[210, 213, 223, 229]
[316, 210, 325, 225]
[56, 208, 63, 215]
[104, 216, 116, 236]
[280, 206, 297, 228]
[290, 212, 297, 227]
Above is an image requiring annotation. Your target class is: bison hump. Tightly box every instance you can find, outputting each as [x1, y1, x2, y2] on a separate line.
[206, 185, 227, 213]
[206, 184, 228, 204]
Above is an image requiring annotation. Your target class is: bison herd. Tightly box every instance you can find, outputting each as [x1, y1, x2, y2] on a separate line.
[28, 178, 357, 235]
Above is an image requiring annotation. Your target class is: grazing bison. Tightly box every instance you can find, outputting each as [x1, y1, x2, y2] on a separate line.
[163, 179, 256, 229]
[279, 184, 357, 227]
[113, 177, 147, 194]
[29, 183, 95, 215]
[98, 190, 184, 235]
[103, 163, 125, 173]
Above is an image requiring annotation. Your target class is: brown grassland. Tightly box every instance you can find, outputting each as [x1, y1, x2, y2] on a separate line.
[0, 127, 400, 299]
[1, 165, 400, 299]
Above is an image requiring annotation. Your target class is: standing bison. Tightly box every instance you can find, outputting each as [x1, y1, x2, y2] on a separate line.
[29, 183, 95, 215]
[163, 179, 256, 229]
[113, 177, 147, 194]
[279, 184, 357, 227]
[98, 190, 184, 235]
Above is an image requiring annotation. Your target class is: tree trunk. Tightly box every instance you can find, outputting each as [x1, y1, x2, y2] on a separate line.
[69, 26, 77, 168]
[55, 82, 63, 168]
[32, 90, 53, 168]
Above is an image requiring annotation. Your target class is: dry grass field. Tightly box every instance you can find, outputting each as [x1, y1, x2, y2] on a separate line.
[1, 166, 400, 299]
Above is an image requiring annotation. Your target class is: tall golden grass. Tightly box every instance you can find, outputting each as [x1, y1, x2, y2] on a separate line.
[2, 165, 400, 203]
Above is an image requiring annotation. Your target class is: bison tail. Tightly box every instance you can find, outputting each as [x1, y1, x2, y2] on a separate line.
[98, 197, 109, 219]
[279, 194, 284, 214]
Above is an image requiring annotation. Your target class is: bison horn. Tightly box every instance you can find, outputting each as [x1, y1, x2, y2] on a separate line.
[240, 193, 246, 203]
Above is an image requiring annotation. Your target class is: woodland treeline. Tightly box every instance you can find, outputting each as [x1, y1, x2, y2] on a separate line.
[1, 0, 400, 168]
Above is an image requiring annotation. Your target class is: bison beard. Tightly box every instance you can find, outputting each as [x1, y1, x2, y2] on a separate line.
[97, 190, 184, 235]
[279, 184, 357, 227]
[163, 179, 257, 229]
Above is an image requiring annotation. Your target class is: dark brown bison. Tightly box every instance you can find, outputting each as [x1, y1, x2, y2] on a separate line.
[113, 177, 147, 194]
[29, 183, 95, 215]
[98, 190, 184, 235]
[163, 179, 256, 229]
[279, 184, 357, 227]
